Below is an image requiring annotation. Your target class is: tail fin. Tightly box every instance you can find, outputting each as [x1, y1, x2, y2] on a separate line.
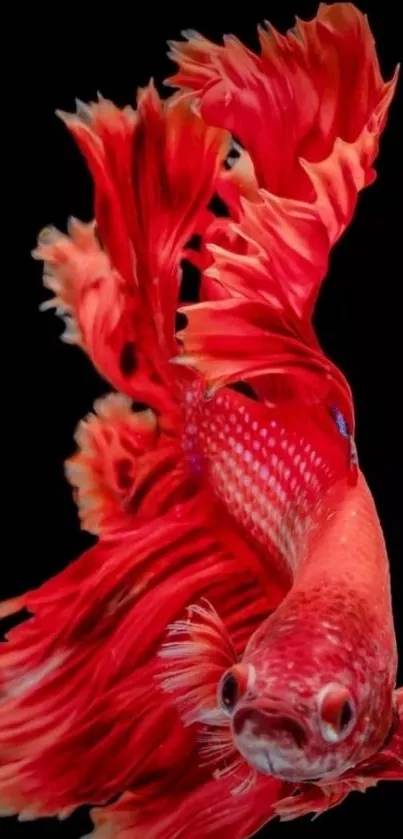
[35, 87, 228, 421]
[0, 502, 269, 819]
[167, 4, 398, 201]
[0, 85, 256, 823]
[86, 774, 284, 839]
[168, 5, 399, 428]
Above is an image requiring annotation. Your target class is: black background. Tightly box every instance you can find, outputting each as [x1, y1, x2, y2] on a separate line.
[4, 1, 402, 836]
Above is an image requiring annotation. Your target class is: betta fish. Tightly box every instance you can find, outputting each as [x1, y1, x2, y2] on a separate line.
[0, 4, 401, 838]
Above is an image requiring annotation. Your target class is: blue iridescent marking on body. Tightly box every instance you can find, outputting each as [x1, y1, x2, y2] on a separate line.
[330, 405, 350, 438]
[329, 404, 359, 470]
[350, 438, 358, 466]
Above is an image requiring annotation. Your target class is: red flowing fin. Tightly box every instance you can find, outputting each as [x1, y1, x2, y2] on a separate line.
[167, 5, 399, 200]
[35, 219, 166, 409]
[65, 393, 157, 534]
[159, 600, 237, 726]
[157, 594, 278, 803]
[174, 44, 397, 419]
[87, 774, 285, 839]
[198, 215, 252, 301]
[176, 297, 354, 429]
[0, 458, 277, 820]
[168, 8, 398, 408]
[57, 88, 228, 353]
[274, 779, 372, 822]
[64, 392, 196, 536]
[157, 587, 282, 800]
[36, 87, 228, 416]
[0, 494, 273, 818]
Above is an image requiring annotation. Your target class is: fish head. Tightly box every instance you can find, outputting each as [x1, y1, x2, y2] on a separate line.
[216, 615, 396, 783]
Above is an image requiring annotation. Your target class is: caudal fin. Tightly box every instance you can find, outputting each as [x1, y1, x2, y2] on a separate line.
[169, 5, 399, 427]
[0, 86, 244, 821]
[35, 86, 228, 422]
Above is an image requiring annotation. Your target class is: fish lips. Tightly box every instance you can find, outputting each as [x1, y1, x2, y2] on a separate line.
[232, 700, 308, 775]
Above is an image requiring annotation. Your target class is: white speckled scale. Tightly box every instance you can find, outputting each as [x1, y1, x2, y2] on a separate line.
[181, 380, 349, 576]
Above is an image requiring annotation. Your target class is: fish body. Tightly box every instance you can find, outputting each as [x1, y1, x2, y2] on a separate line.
[172, 379, 398, 773]
[183, 384, 351, 570]
[0, 4, 401, 838]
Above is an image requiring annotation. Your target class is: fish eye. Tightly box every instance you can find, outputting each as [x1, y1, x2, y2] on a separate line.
[339, 698, 354, 731]
[217, 666, 250, 716]
[218, 671, 241, 716]
[317, 683, 356, 743]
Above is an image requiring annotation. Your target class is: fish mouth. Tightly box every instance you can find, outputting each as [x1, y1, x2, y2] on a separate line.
[233, 704, 307, 747]
[232, 703, 308, 777]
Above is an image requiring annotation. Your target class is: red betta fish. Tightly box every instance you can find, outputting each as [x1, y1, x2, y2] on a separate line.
[0, 4, 401, 839]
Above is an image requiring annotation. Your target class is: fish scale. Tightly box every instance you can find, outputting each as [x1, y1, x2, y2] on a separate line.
[183, 383, 349, 575]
